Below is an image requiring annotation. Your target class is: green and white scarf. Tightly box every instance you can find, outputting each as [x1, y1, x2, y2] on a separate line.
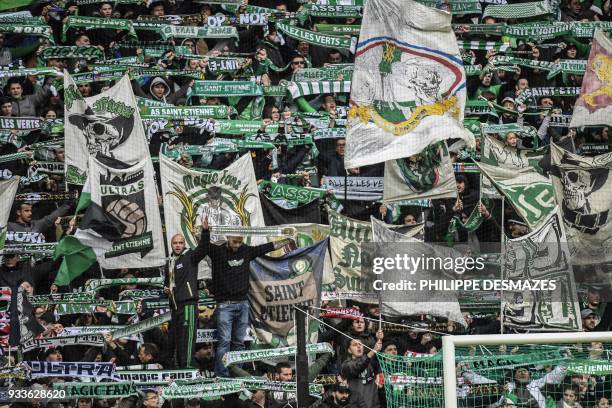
[84, 277, 165, 293]
[445, 202, 486, 246]
[111, 312, 171, 340]
[502, 23, 571, 40]
[314, 23, 361, 35]
[1, 20, 54, 41]
[207, 57, 249, 74]
[276, 21, 354, 51]
[115, 369, 202, 384]
[62, 16, 137, 42]
[159, 25, 238, 40]
[482, 0, 551, 19]
[418, 0, 482, 14]
[54, 382, 140, 398]
[313, 128, 346, 140]
[457, 40, 510, 51]
[140, 105, 234, 119]
[21, 334, 105, 351]
[192, 80, 262, 97]
[0, 67, 59, 79]
[259, 180, 329, 204]
[209, 225, 296, 237]
[40, 46, 105, 60]
[454, 23, 506, 35]
[28, 292, 94, 305]
[287, 80, 351, 99]
[222, 343, 334, 367]
[302, 4, 363, 17]
[161, 381, 243, 400]
[292, 65, 353, 82]
[516, 87, 581, 104]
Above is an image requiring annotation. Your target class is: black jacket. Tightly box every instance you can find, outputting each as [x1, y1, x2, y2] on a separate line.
[164, 236, 208, 308]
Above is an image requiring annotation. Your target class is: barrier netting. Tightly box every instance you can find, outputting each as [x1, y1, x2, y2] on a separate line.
[377, 342, 612, 407]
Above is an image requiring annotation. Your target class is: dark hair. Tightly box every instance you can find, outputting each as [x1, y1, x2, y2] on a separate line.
[139, 343, 159, 359]
[275, 362, 292, 373]
[44, 348, 62, 359]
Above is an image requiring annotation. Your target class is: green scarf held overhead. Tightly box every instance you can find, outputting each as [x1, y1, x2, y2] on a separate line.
[515, 87, 581, 104]
[445, 199, 491, 246]
[159, 24, 238, 40]
[292, 65, 353, 82]
[213, 120, 279, 135]
[140, 105, 235, 119]
[301, 3, 363, 18]
[62, 16, 137, 42]
[457, 41, 510, 52]
[276, 21, 354, 51]
[206, 57, 249, 75]
[314, 24, 361, 35]
[40, 46, 105, 60]
[453, 23, 506, 35]
[417, 0, 482, 14]
[259, 180, 328, 204]
[482, 0, 552, 19]
[191, 80, 263, 97]
[502, 23, 571, 40]
[569, 21, 612, 37]
[0, 18, 55, 43]
[54, 382, 140, 398]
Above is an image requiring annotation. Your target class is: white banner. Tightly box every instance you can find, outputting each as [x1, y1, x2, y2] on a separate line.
[89, 156, 165, 268]
[344, 0, 474, 168]
[160, 154, 265, 278]
[64, 73, 149, 184]
[370, 217, 466, 326]
[550, 143, 612, 264]
[502, 212, 581, 331]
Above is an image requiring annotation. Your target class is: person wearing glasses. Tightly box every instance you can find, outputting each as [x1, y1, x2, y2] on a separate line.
[286, 54, 306, 80]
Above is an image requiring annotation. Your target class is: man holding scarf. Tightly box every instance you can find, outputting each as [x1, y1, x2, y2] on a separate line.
[200, 218, 295, 377]
[164, 217, 209, 369]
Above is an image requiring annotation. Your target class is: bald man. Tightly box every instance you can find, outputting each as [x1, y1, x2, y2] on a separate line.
[164, 217, 209, 368]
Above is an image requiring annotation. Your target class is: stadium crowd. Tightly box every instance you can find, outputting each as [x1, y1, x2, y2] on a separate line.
[0, 0, 610, 407]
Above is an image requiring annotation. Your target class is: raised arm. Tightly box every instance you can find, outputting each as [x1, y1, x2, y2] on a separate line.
[192, 216, 212, 263]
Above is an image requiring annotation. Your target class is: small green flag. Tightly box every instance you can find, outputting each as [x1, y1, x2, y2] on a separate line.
[53, 236, 97, 286]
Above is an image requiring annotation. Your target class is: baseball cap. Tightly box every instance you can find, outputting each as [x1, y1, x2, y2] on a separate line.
[581, 308, 596, 319]
[508, 219, 528, 227]
[501, 96, 516, 105]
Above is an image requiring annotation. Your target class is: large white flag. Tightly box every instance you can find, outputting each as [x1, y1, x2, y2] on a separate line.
[344, 0, 474, 169]
[502, 212, 581, 332]
[160, 154, 265, 278]
[88, 156, 165, 269]
[569, 30, 612, 128]
[550, 143, 612, 264]
[64, 73, 149, 185]
[370, 217, 466, 326]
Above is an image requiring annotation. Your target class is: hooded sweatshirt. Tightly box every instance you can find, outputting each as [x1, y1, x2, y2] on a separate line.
[146, 77, 190, 105]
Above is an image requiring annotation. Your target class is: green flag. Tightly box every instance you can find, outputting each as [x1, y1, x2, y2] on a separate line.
[53, 237, 97, 286]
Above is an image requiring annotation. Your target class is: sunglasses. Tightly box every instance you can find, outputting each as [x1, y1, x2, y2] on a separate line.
[292, 61, 305, 65]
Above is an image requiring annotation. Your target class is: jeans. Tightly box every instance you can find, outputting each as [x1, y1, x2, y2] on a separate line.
[214, 300, 249, 377]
